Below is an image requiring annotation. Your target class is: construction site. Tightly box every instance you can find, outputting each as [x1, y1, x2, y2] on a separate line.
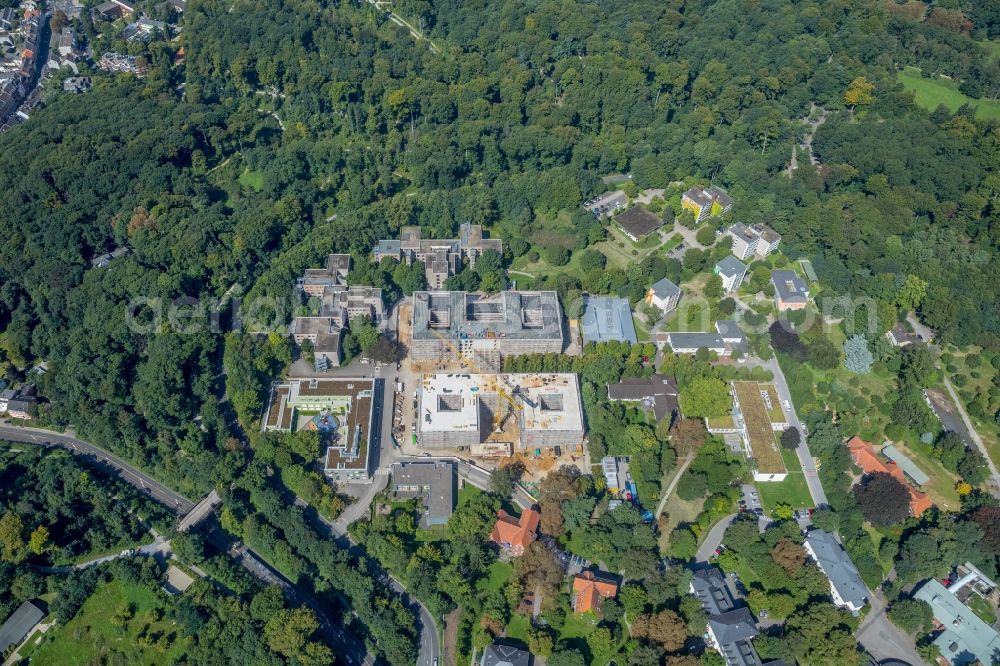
[416, 371, 585, 455]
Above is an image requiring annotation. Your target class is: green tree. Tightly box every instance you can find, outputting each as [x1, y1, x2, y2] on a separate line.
[888, 598, 933, 635]
[679, 377, 731, 417]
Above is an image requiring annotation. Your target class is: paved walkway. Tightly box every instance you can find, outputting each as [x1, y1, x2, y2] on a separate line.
[694, 514, 736, 562]
[856, 589, 924, 665]
[941, 373, 1000, 497]
[655, 452, 694, 518]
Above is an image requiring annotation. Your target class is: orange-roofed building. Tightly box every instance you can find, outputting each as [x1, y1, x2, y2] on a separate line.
[846, 436, 934, 517]
[489, 508, 540, 556]
[572, 571, 618, 615]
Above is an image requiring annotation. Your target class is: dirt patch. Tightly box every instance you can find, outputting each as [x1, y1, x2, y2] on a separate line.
[442, 608, 460, 666]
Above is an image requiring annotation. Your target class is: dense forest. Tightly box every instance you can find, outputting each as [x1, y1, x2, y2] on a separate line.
[0, 0, 997, 660]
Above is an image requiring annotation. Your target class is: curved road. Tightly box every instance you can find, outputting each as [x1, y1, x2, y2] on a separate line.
[0, 424, 196, 513]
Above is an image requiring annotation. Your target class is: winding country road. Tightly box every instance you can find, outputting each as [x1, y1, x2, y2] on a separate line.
[941, 374, 1000, 497]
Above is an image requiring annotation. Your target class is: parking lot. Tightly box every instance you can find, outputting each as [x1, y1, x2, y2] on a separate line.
[739, 484, 763, 516]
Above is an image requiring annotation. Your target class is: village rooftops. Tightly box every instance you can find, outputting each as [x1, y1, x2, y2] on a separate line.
[411, 290, 562, 342]
[580, 295, 637, 345]
[709, 607, 758, 647]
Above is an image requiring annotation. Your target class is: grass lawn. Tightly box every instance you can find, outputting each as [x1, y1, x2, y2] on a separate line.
[238, 168, 265, 191]
[504, 613, 532, 642]
[968, 594, 997, 625]
[478, 561, 513, 594]
[897, 66, 1000, 121]
[756, 448, 813, 511]
[888, 437, 961, 511]
[657, 493, 706, 553]
[559, 612, 597, 640]
[980, 39, 1000, 59]
[28, 581, 189, 666]
[458, 482, 484, 507]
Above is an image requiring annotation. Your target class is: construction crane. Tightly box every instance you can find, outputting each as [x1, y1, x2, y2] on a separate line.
[431, 329, 520, 433]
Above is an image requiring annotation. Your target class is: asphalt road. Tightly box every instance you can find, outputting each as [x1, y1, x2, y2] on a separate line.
[745, 356, 829, 507]
[856, 590, 924, 665]
[695, 514, 736, 562]
[0, 423, 375, 666]
[0, 424, 196, 513]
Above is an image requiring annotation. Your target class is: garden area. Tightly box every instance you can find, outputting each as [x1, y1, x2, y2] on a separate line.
[26, 580, 189, 666]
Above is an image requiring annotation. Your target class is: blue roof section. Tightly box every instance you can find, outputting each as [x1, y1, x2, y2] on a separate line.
[881, 444, 930, 486]
[581, 296, 637, 345]
[915, 579, 1000, 665]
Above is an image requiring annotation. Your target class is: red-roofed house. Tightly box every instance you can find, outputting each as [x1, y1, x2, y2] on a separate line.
[489, 508, 540, 556]
[572, 571, 618, 615]
[846, 436, 933, 517]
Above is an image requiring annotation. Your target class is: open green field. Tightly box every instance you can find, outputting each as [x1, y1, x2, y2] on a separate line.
[478, 561, 513, 594]
[238, 168, 265, 191]
[28, 581, 189, 666]
[504, 613, 532, 642]
[756, 448, 813, 511]
[897, 67, 1000, 121]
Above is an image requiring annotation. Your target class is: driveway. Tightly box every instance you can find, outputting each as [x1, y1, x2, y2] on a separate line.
[695, 514, 736, 562]
[856, 591, 925, 665]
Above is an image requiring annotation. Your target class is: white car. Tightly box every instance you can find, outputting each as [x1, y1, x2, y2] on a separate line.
[783, 400, 790, 409]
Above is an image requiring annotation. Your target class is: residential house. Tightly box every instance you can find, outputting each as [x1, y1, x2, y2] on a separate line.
[646, 277, 682, 313]
[481, 643, 532, 666]
[886, 322, 923, 347]
[291, 317, 342, 368]
[607, 373, 679, 423]
[707, 609, 760, 666]
[682, 185, 734, 222]
[63, 76, 91, 93]
[614, 206, 663, 242]
[770, 270, 809, 311]
[689, 567, 761, 666]
[571, 570, 618, 615]
[914, 578, 1000, 666]
[751, 224, 781, 257]
[391, 461, 455, 527]
[803, 529, 868, 612]
[881, 443, 930, 486]
[580, 295, 637, 345]
[846, 436, 932, 517]
[715, 256, 748, 293]
[374, 223, 501, 289]
[666, 320, 746, 357]
[0, 600, 45, 654]
[123, 18, 167, 42]
[489, 507, 540, 556]
[93, 0, 134, 21]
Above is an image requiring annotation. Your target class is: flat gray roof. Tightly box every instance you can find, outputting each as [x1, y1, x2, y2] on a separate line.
[411, 291, 562, 341]
[580, 296, 637, 345]
[392, 461, 455, 526]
